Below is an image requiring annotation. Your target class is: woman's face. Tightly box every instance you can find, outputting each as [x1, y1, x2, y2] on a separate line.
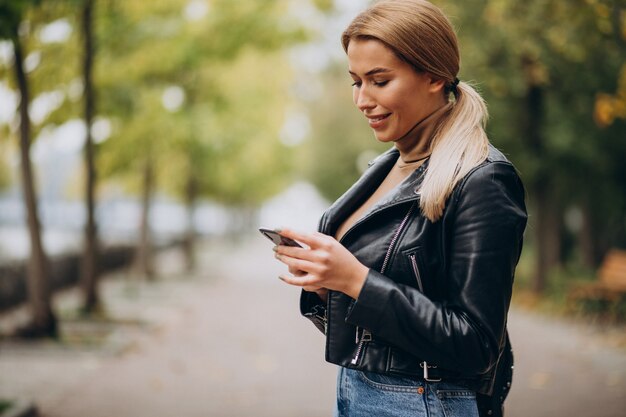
[347, 38, 445, 143]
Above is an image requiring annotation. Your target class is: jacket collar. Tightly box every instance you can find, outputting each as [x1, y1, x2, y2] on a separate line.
[321, 147, 427, 236]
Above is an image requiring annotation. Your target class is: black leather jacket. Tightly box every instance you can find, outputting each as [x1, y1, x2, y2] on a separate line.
[300, 145, 527, 407]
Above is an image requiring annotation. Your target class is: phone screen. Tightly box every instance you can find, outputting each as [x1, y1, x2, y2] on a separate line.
[259, 228, 302, 247]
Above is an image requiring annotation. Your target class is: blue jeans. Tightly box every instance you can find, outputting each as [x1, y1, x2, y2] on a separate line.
[334, 367, 479, 417]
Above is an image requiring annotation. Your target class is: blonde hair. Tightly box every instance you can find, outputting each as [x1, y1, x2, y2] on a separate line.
[342, 0, 489, 221]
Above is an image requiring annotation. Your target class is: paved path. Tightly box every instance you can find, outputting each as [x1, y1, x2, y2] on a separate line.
[1, 236, 625, 417]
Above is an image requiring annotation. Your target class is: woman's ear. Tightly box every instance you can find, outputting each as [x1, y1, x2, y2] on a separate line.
[428, 77, 446, 93]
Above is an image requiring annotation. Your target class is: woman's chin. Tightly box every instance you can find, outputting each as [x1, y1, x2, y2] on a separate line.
[373, 132, 395, 143]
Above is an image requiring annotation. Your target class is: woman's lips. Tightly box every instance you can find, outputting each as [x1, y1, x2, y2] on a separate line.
[367, 113, 391, 129]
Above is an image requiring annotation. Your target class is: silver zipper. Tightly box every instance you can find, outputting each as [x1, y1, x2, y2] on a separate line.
[315, 312, 327, 334]
[351, 201, 418, 365]
[380, 201, 417, 274]
[408, 254, 424, 293]
[351, 329, 372, 364]
[307, 304, 328, 334]
[411, 255, 441, 382]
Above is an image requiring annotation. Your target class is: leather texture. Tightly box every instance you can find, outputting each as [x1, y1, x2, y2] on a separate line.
[300, 144, 527, 407]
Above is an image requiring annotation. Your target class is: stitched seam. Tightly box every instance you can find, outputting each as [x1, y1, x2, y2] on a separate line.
[357, 371, 423, 393]
[436, 390, 476, 398]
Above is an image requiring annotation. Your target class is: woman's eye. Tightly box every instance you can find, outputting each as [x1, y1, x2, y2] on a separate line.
[351, 81, 362, 87]
[373, 80, 389, 87]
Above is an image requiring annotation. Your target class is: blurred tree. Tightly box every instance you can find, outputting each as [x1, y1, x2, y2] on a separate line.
[0, 143, 10, 189]
[0, 0, 57, 337]
[441, 0, 626, 292]
[160, 49, 299, 268]
[594, 0, 626, 127]
[311, 0, 334, 13]
[0, 0, 108, 314]
[97, 0, 307, 275]
[80, 0, 99, 313]
[0, 168, 7, 190]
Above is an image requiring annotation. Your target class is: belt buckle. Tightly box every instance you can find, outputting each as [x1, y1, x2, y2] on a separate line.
[421, 361, 442, 382]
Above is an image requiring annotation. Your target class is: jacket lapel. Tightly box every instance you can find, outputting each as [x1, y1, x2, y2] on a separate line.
[321, 148, 427, 237]
[364, 158, 428, 215]
[321, 148, 398, 236]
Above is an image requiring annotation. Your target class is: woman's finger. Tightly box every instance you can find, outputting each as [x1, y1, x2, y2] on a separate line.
[288, 267, 307, 277]
[278, 228, 328, 248]
[276, 245, 331, 266]
[278, 273, 318, 288]
[275, 245, 311, 260]
[275, 253, 320, 275]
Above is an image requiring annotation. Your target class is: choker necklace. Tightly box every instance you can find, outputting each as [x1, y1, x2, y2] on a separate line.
[397, 154, 430, 168]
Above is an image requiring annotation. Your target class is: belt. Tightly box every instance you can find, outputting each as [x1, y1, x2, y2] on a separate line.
[355, 328, 445, 382]
[420, 361, 442, 382]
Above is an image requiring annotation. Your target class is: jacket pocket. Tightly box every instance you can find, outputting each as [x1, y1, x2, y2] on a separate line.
[389, 347, 423, 374]
[403, 247, 426, 293]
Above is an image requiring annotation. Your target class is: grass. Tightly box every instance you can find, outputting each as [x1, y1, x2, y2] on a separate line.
[510, 249, 626, 350]
[0, 400, 13, 413]
[512, 248, 626, 323]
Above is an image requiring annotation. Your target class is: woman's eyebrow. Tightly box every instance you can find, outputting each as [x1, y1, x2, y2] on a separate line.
[348, 67, 392, 76]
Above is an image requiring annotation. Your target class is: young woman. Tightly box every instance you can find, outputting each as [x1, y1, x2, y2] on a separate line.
[274, 1, 527, 416]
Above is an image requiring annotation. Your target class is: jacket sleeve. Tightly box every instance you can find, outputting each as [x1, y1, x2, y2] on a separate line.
[344, 161, 527, 375]
[300, 290, 327, 334]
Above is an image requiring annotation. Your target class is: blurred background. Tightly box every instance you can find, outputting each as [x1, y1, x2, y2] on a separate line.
[0, 0, 624, 416]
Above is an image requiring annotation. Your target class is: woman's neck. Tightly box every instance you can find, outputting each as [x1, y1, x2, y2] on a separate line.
[395, 103, 452, 163]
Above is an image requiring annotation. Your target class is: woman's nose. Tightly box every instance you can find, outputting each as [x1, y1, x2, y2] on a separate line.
[355, 88, 375, 112]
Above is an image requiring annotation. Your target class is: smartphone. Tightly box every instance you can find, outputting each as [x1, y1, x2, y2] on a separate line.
[259, 228, 302, 247]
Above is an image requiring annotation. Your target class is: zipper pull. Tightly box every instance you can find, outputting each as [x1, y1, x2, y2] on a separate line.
[351, 329, 372, 365]
[409, 253, 424, 292]
[361, 329, 372, 342]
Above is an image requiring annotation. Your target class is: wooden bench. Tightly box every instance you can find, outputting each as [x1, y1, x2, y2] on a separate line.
[569, 249, 626, 305]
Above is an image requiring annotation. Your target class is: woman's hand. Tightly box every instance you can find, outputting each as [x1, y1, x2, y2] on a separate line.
[273, 228, 369, 300]
[280, 261, 328, 298]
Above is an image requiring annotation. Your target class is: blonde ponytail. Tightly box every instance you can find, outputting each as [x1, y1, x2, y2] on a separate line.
[420, 81, 489, 221]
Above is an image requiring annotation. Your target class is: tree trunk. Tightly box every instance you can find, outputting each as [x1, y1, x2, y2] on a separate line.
[521, 58, 562, 293]
[533, 184, 562, 293]
[12, 35, 57, 337]
[183, 171, 197, 272]
[579, 199, 598, 269]
[136, 154, 155, 280]
[80, 0, 100, 313]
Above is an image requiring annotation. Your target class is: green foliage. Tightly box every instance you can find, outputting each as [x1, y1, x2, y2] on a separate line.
[3, 0, 621, 272]
[311, 0, 335, 13]
[514, 245, 626, 322]
[0, 0, 41, 39]
[442, 0, 626, 252]
[171, 49, 296, 205]
[0, 122, 10, 187]
[94, 0, 307, 206]
[572, 294, 626, 322]
[0, 399, 12, 413]
[0, 0, 320, 210]
[0, 0, 84, 140]
[0, 168, 8, 190]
